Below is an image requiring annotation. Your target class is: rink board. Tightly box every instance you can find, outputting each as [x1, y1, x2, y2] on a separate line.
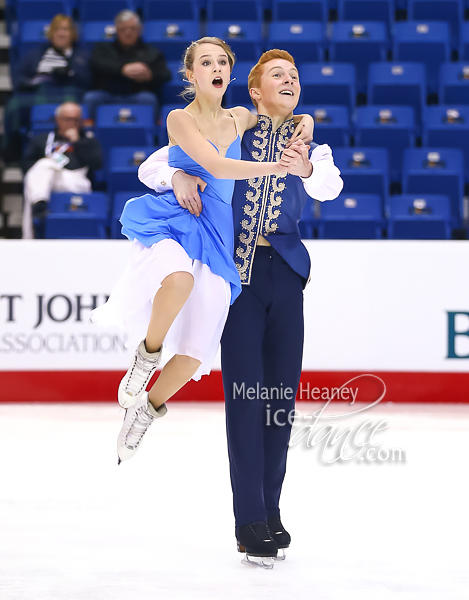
[1, 240, 469, 402]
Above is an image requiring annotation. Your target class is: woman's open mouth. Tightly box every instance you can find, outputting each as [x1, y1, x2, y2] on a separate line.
[212, 77, 223, 88]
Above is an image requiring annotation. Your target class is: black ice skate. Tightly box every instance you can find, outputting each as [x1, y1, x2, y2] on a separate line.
[236, 521, 278, 569]
[267, 516, 291, 561]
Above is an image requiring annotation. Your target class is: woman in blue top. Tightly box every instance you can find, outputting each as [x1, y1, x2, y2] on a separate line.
[91, 37, 313, 463]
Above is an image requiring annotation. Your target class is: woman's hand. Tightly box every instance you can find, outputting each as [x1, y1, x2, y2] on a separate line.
[287, 114, 314, 147]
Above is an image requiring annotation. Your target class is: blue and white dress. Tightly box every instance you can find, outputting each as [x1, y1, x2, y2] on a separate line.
[92, 113, 242, 380]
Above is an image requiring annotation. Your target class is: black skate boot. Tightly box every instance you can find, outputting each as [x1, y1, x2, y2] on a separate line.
[267, 516, 291, 561]
[236, 521, 278, 569]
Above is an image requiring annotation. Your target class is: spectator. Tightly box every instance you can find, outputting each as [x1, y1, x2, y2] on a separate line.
[84, 10, 171, 121]
[22, 102, 103, 239]
[3, 15, 91, 162]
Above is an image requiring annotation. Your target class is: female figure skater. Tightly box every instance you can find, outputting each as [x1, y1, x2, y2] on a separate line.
[91, 37, 312, 465]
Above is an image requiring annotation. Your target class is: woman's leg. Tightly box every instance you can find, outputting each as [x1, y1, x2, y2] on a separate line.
[145, 270, 194, 353]
[148, 354, 201, 409]
[144, 270, 201, 408]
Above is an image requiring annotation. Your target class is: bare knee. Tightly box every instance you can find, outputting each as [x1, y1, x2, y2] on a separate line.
[162, 271, 194, 298]
[175, 354, 201, 377]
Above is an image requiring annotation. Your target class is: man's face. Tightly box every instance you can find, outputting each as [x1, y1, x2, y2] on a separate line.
[56, 106, 82, 136]
[250, 58, 300, 114]
[116, 18, 141, 48]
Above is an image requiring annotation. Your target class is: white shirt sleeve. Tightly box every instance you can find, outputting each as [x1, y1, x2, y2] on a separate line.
[137, 146, 181, 192]
[301, 144, 344, 202]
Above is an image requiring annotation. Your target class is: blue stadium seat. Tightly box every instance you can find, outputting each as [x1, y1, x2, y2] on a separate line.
[78, 0, 133, 22]
[267, 22, 325, 64]
[45, 192, 109, 239]
[408, 0, 462, 47]
[329, 22, 388, 94]
[162, 61, 187, 105]
[107, 146, 158, 199]
[81, 21, 117, 52]
[338, 0, 394, 28]
[332, 147, 390, 200]
[225, 61, 256, 106]
[459, 22, 469, 61]
[18, 21, 51, 57]
[142, 0, 199, 21]
[354, 106, 416, 182]
[298, 63, 356, 111]
[272, 0, 328, 22]
[386, 194, 452, 239]
[393, 21, 451, 94]
[317, 193, 384, 239]
[207, 0, 263, 21]
[422, 106, 469, 181]
[439, 63, 469, 105]
[206, 22, 262, 62]
[111, 191, 143, 239]
[367, 62, 426, 127]
[298, 195, 318, 239]
[295, 105, 350, 147]
[95, 105, 155, 158]
[143, 21, 201, 62]
[15, 0, 71, 22]
[30, 104, 90, 135]
[402, 148, 464, 225]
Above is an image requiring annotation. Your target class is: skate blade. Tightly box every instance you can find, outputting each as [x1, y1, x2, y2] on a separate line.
[273, 548, 286, 561]
[241, 555, 275, 570]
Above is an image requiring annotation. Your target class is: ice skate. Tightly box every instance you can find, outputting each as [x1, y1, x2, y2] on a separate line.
[118, 340, 163, 408]
[236, 522, 278, 569]
[268, 516, 291, 561]
[117, 392, 167, 463]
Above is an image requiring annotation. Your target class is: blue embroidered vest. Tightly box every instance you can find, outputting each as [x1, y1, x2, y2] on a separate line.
[232, 115, 313, 286]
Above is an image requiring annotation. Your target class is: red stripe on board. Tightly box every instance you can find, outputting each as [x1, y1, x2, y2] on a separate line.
[1, 370, 469, 403]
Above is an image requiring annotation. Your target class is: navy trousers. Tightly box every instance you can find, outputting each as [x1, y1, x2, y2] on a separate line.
[221, 246, 305, 528]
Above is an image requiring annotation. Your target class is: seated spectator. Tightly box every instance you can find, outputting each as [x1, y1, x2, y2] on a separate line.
[84, 10, 171, 121]
[3, 14, 92, 162]
[22, 102, 102, 239]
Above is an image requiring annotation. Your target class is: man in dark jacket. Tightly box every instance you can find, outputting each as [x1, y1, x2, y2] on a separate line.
[22, 102, 102, 239]
[83, 10, 171, 121]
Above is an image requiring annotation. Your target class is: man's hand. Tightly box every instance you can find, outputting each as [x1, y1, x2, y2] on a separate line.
[279, 140, 313, 178]
[122, 62, 152, 81]
[63, 128, 80, 143]
[172, 170, 207, 217]
[287, 114, 314, 147]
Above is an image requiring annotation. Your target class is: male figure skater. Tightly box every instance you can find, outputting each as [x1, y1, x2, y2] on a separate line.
[138, 49, 343, 567]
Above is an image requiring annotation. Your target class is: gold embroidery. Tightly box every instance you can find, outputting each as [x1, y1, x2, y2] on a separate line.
[263, 119, 293, 234]
[252, 116, 269, 161]
[234, 117, 295, 284]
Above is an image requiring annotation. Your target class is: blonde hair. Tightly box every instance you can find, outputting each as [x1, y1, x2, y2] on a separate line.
[248, 49, 296, 109]
[179, 37, 236, 101]
[47, 14, 78, 44]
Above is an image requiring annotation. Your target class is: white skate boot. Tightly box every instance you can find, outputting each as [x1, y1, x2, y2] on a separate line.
[118, 340, 163, 408]
[117, 392, 167, 464]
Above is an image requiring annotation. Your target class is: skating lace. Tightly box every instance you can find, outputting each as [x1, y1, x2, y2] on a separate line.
[251, 523, 274, 542]
[125, 350, 159, 396]
[124, 406, 154, 450]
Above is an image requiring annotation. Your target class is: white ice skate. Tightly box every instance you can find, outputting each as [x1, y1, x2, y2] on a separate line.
[117, 392, 167, 463]
[118, 340, 163, 408]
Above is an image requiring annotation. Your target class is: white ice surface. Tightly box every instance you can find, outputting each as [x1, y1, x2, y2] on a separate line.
[0, 402, 468, 600]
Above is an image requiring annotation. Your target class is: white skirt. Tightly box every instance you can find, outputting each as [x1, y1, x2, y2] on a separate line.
[91, 239, 231, 380]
